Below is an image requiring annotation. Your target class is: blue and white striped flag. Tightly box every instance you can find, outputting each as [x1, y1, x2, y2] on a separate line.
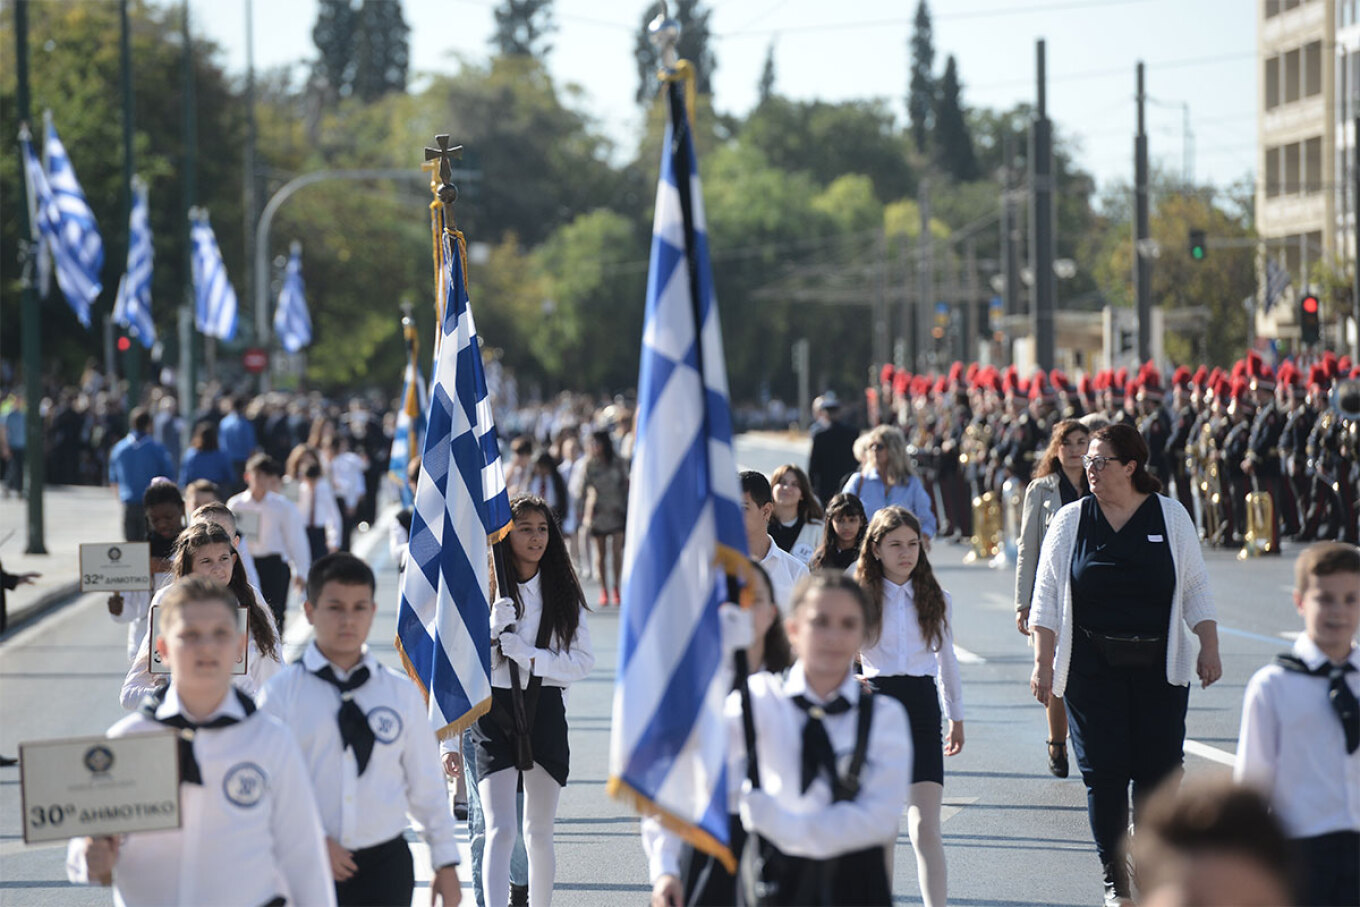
[1263, 258, 1291, 314]
[274, 243, 312, 353]
[608, 79, 748, 869]
[113, 178, 156, 348]
[388, 358, 428, 509]
[20, 127, 98, 327]
[190, 209, 238, 341]
[43, 116, 103, 326]
[396, 229, 512, 738]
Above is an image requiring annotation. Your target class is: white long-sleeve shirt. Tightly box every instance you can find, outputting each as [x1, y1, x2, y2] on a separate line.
[297, 478, 344, 552]
[859, 579, 965, 721]
[642, 662, 912, 878]
[328, 451, 368, 510]
[226, 489, 311, 575]
[756, 535, 810, 615]
[110, 573, 172, 662]
[258, 643, 461, 867]
[66, 686, 335, 907]
[1234, 635, 1360, 839]
[493, 572, 595, 690]
[120, 583, 281, 710]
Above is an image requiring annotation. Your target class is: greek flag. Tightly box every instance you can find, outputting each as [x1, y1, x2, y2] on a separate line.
[607, 79, 748, 869]
[1263, 258, 1291, 314]
[388, 359, 428, 508]
[396, 230, 512, 738]
[190, 210, 238, 341]
[274, 244, 312, 353]
[43, 117, 104, 325]
[113, 178, 156, 348]
[20, 127, 99, 327]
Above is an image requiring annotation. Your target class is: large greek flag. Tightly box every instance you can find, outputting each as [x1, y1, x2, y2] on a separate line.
[190, 210, 238, 341]
[607, 79, 748, 869]
[388, 359, 428, 508]
[396, 230, 512, 738]
[274, 243, 312, 353]
[43, 117, 103, 326]
[20, 127, 98, 327]
[113, 178, 156, 348]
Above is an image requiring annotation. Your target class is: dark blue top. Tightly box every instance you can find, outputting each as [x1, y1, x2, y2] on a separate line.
[180, 447, 237, 488]
[217, 412, 258, 463]
[1071, 494, 1175, 636]
[108, 433, 176, 503]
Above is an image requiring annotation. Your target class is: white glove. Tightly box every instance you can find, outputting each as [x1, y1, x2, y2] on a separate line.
[498, 633, 535, 672]
[718, 603, 755, 658]
[490, 597, 517, 637]
[738, 780, 784, 838]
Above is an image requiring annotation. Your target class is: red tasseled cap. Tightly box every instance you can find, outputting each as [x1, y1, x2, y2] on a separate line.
[1171, 366, 1192, 389]
[1231, 359, 1247, 380]
[1191, 365, 1209, 387]
[1078, 373, 1094, 396]
[893, 369, 911, 397]
[1028, 369, 1055, 401]
[934, 375, 949, 395]
[881, 364, 896, 385]
[1340, 355, 1354, 374]
[1308, 364, 1330, 391]
[948, 361, 964, 385]
[1051, 369, 1070, 393]
[1141, 369, 1164, 397]
[966, 362, 981, 384]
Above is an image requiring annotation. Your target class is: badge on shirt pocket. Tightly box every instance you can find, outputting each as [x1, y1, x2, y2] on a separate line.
[222, 762, 268, 808]
[1147, 534, 1164, 543]
[367, 707, 403, 744]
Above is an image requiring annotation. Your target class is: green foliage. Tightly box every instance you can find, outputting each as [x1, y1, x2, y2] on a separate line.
[634, 0, 715, 105]
[312, 0, 409, 102]
[312, 0, 358, 98]
[934, 56, 977, 182]
[907, 0, 935, 155]
[491, 0, 556, 58]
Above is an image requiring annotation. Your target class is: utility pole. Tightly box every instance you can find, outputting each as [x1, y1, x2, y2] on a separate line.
[965, 237, 978, 363]
[244, 0, 266, 390]
[179, 0, 198, 454]
[1134, 61, 1152, 363]
[1001, 130, 1023, 327]
[15, 0, 46, 554]
[1354, 115, 1360, 361]
[918, 179, 933, 372]
[1030, 39, 1056, 372]
[119, 0, 141, 406]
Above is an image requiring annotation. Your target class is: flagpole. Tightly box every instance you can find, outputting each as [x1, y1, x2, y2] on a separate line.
[14, 0, 47, 554]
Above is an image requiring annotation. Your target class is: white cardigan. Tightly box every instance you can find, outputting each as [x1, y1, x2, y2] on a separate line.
[1030, 494, 1215, 698]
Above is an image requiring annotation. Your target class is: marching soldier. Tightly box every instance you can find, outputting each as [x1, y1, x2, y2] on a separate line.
[1164, 366, 1198, 520]
[1242, 355, 1288, 549]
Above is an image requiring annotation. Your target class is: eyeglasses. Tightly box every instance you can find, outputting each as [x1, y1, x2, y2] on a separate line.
[1082, 455, 1127, 472]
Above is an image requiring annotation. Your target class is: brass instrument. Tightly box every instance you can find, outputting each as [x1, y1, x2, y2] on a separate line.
[1332, 379, 1360, 420]
[965, 491, 1003, 562]
[1239, 485, 1276, 559]
[1197, 422, 1223, 544]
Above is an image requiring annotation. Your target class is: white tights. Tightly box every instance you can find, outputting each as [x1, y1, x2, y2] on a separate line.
[479, 765, 562, 907]
[906, 780, 947, 907]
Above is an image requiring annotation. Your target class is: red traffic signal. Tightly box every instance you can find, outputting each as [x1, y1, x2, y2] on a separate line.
[1300, 293, 1321, 345]
[116, 336, 132, 352]
[1301, 295, 1319, 314]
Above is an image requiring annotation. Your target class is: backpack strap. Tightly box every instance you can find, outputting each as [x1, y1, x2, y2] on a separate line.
[833, 688, 874, 803]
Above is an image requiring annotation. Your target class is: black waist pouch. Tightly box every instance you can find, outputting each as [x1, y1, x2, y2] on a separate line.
[1081, 627, 1164, 669]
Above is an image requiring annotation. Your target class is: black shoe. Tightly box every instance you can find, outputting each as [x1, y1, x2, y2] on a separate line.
[454, 800, 468, 821]
[1047, 740, 1068, 778]
[509, 882, 529, 906]
[1102, 860, 1131, 907]
[0, 755, 16, 767]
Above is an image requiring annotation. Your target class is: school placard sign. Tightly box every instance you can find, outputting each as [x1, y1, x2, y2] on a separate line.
[147, 606, 249, 676]
[19, 731, 182, 843]
[78, 543, 152, 593]
[232, 508, 261, 542]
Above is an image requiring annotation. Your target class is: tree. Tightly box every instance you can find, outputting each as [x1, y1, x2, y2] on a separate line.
[907, 0, 935, 155]
[934, 56, 977, 181]
[758, 41, 776, 105]
[312, 0, 358, 98]
[352, 0, 410, 102]
[634, 0, 716, 105]
[491, 0, 555, 58]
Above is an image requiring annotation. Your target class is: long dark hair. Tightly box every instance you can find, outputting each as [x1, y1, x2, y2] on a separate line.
[747, 559, 792, 673]
[171, 522, 279, 661]
[589, 429, 616, 466]
[1034, 418, 1089, 481]
[769, 464, 826, 523]
[494, 495, 588, 651]
[855, 506, 948, 650]
[810, 493, 868, 569]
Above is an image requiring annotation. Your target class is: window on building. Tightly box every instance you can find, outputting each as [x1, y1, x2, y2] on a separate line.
[1305, 136, 1322, 192]
[1284, 235, 1301, 278]
[1265, 0, 1278, 14]
[1306, 231, 1323, 264]
[1285, 141, 1301, 194]
[1283, 0, 1299, 9]
[1305, 41, 1322, 97]
[1266, 56, 1281, 109]
[1285, 48, 1301, 103]
[1266, 146, 1281, 197]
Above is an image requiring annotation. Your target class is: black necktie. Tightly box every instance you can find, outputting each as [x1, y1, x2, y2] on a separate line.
[314, 664, 375, 774]
[141, 689, 255, 785]
[791, 694, 853, 795]
[1275, 654, 1360, 754]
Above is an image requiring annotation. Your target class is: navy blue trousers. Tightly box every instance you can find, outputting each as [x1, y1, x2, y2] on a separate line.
[1063, 633, 1189, 866]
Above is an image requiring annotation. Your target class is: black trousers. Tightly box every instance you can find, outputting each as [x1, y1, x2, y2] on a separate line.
[254, 554, 290, 633]
[1063, 633, 1188, 867]
[334, 834, 415, 907]
[122, 502, 147, 542]
[1297, 830, 1360, 907]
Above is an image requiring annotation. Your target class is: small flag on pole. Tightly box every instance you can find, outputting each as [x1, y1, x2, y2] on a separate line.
[190, 209, 238, 341]
[396, 229, 512, 738]
[607, 74, 748, 870]
[1263, 258, 1291, 314]
[274, 242, 312, 353]
[43, 115, 103, 324]
[20, 126, 99, 327]
[113, 177, 156, 348]
[389, 357, 428, 508]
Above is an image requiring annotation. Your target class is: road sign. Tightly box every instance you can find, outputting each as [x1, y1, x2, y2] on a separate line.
[242, 348, 269, 373]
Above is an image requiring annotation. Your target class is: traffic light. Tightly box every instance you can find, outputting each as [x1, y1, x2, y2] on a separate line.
[1188, 229, 1207, 262]
[116, 336, 132, 353]
[1299, 292, 1321, 345]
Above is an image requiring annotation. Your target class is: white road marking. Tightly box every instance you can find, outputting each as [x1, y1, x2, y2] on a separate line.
[953, 644, 986, 664]
[941, 796, 979, 823]
[1218, 625, 1294, 647]
[1183, 739, 1235, 767]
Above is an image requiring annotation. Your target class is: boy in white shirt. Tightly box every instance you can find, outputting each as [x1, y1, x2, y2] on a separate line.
[259, 552, 463, 907]
[740, 470, 809, 613]
[228, 453, 310, 632]
[1234, 541, 1360, 907]
[67, 576, 334, 907]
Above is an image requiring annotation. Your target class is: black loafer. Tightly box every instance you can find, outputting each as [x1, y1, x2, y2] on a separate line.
[1047, 739, 1069, 778]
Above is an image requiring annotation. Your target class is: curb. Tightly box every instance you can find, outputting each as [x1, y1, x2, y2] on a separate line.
[1, 580, 83, 639]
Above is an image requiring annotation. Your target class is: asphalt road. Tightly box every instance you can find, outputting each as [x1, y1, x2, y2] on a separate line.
[0, 433, 1311, 906]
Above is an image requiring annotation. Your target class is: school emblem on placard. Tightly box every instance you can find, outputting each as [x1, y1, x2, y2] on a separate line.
[83, 745, 114, 776]
[367, 707, 403, 744]
[107, 546, 122, 562]
[222, 762, 267, 808]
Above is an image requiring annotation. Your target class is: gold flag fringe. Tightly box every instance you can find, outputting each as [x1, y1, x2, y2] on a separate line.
[607, 776, 737, 874]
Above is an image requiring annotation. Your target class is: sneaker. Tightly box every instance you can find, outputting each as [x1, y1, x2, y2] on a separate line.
[611, 588, 621, 606]
[598, 590, 610, 606]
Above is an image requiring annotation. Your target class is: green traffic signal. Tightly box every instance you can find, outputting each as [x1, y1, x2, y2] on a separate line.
[1188, 228, 1207, 262]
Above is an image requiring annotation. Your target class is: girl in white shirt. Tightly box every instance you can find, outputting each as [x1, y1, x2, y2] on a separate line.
[471, 494, 594, 907]
[857, 505, 964, 907]
[121, 521, 282, 709]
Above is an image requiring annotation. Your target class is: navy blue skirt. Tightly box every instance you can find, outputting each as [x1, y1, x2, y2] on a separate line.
[869, 674, 943, 785]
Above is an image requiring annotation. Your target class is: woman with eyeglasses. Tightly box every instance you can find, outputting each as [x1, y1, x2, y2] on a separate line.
[1027, 423, 1221, 907]
[842, 425, 937, 537]
[1014, 419, 1089, 778]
